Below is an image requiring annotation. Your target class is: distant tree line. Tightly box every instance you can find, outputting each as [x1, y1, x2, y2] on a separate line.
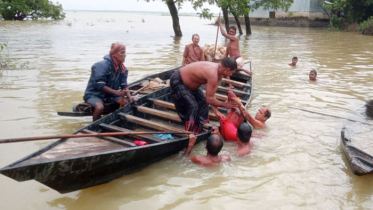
[0, 0, 65, 20]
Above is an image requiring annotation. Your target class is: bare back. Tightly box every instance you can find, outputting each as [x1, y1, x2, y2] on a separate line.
[179, 61, 221, 90]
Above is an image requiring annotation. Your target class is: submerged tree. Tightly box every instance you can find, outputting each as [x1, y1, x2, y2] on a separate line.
[0, 0, 65, 20]
[144, 0, 214, 37]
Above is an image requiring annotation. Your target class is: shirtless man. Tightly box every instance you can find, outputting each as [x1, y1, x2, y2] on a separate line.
[288, 56, 298, 66]
[309, 69, 317, 81]
[170, 57, 238, 133]
[239, 105, 271, 129]
[182, 34, 205, 66]
[185, 133, 231, 166]
[214, 16, 252, 88]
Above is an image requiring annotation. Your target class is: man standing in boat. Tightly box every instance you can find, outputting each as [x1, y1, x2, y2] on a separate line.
[170, 57, 238, 133]
[83, 42, 133, 121]
[182, 34, 205, 66]
[213, 16, 252, 89]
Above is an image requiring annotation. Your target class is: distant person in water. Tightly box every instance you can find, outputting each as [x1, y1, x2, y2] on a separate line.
[182, 34, 205, 66]
[309, 69, 317, 81]
[288, 56, 298, 66]
[185, 134, 231, 166]
[83, 42, 133, 121]
[213, 16, 252, 88]
[365, 100, 373, 118]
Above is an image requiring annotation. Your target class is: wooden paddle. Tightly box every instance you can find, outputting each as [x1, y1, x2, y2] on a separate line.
[0, 131, 193, 144]
[288, 106, 373, 126]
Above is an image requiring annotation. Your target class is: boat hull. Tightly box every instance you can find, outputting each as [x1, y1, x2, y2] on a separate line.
[341, 129, 373, 176]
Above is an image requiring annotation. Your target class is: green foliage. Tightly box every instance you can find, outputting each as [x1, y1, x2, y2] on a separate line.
[329, 14, 345, 30]
[0, 43, 29, 70]
[359, 16, 373, 34]
[324, 0, 373, 23]
[252, 0, 294, 12]
[0, 0, 65, 20]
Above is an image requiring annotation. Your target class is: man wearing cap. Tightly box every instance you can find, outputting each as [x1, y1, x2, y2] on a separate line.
[83, 42, 133, 121]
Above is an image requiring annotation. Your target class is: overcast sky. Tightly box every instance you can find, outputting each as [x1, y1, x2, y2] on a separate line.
[52, 0, 220, 13]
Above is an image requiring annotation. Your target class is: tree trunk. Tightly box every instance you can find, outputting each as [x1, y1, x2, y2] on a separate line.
[222, 7, 230, 32]
[230, 9, 243, 35]
[244, 13, 252, 35]
[166, 0, 182, 37]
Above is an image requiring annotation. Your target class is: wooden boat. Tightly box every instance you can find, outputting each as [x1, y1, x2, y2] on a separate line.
[0, 63, 253, 194]
[57, 69, 175, 117]
[341, 129, 373, 176]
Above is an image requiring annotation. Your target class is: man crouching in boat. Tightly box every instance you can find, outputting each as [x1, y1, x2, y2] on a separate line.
[83, 42, 133, 121]
[185, 134, 231, 166]
[170, 57, 239, 133]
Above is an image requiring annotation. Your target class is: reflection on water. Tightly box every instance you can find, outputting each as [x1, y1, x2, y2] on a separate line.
[1, 11, 373, 209]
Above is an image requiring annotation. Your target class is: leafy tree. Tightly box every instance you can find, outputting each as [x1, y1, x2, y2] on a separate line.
[0, 0, 65, 20]
[316, 0, 373, 29]
[143, 0, 215, 37]
[251, 0, 293, 12]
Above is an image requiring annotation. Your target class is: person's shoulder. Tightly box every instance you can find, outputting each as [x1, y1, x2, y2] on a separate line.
[92, 58, 111, 71]
[220, 154, 231, 162]
[236, 147, 251, 157]
[191, 155, 213, 166]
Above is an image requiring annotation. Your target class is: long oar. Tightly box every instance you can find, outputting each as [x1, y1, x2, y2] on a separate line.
[0, 131, 192, 144]
[213, 12, 221, 60]
[288, 106, 373, 126]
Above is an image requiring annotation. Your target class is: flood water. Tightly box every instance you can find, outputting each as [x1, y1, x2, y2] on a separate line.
[1, 11, 373, 209]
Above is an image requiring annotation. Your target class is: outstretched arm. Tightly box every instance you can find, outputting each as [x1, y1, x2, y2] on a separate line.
[205, 79, 238, 109]
[218, 16, 238, 41]
[239, 106, 266, 129]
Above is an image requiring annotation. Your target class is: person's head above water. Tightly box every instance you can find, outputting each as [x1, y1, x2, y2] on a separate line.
[237, 123, 252, 143]
[206, 134, 224, 156]
[290, 56, 298, 66]
[309, 69, 317, 81]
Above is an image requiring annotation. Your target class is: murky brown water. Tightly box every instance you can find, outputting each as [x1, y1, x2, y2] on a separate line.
[1, 11, 373, 209]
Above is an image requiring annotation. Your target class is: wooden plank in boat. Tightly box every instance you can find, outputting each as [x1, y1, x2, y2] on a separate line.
[119, 113, 191, 135]
[81, 129, 136, 147]
[202, 90, 245, 103]
[221, 78, 251, 88]
[99, 123, 165, 143]
[147, 98, 220, 120]
[137, 106, 215, 128]
[211, 85, 249, 97]
[137, 106, 182, 122]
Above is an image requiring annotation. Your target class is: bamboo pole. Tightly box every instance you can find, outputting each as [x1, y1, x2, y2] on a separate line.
[288, 106, 373, 126]
[213, 12, 221, 60]
[0, 131, 192, 144]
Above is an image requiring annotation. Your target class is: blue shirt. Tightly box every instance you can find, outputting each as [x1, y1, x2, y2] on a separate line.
[83, 54, 128, 101]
